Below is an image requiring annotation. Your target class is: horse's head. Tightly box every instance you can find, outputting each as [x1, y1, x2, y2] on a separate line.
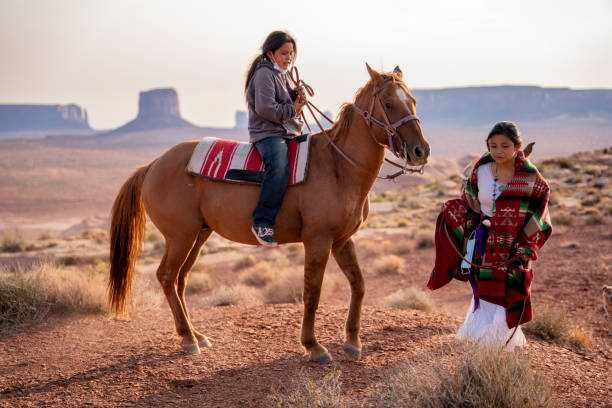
[356, 63, 430, 166]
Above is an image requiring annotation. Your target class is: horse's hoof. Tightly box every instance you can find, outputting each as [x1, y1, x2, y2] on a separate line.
[182, 343, 201, 355]
[343, 343, 362, 360]
[311, 351, 333, 363]
[199, 337, 212, 348]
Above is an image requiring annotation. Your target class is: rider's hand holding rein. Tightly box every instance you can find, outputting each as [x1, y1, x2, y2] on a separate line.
[294, 90, 306, 115]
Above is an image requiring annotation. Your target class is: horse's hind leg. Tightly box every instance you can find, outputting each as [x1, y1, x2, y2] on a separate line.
[301, 239, 333, 362]
[332, 238, 365, 359]
[157, 232, 201, 354]
[177, 228, 213, 348]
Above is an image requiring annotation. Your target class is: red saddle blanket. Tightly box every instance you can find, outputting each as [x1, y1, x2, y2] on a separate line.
[186, 134, 311, 185]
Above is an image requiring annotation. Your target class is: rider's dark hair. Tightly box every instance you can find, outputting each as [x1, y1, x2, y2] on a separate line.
[245, 31, 297, 93]
[486, 121, 522, 147]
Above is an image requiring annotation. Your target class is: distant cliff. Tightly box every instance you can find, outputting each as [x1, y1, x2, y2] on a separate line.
[412, 86, 612, 126]
[0, 104, 90, 132]
[104, 88, 195, 135]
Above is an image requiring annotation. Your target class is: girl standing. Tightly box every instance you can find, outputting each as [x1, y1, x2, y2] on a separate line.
[245, 30, 306, 246]
[428, 121, 553, 349]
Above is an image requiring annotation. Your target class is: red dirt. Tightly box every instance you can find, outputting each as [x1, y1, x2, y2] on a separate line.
[1, 220, 611, 407]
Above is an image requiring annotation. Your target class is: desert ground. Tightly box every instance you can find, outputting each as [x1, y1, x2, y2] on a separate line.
[0, 139, 610, 407]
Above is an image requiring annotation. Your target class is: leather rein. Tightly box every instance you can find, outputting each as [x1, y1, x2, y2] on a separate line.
[288, 67, 425, 180]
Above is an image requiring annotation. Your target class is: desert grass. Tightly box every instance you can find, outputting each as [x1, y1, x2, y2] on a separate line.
[202, 284, 263, 307]
[372, 255, 404, 275]
[369, 346, 553, 408]
[552, 213, 574, 226]
[524, 304, 592, 351]
[185, 271, 212, 295]
[1, 230, 29, 253]
[234, 255, 257, 270]
[0, 263, 107, 333]
[241, 261, 276, 288]
[585, 213, 604, 226]
[130, 272, 164, 309]
[391, 240, 412, 255]
[267, 370, 345, 408]
[264, 268, 303, 304]
[415, 230, 435, 249]
[382, 287, 434, 312]
[146, 231, 162, 242]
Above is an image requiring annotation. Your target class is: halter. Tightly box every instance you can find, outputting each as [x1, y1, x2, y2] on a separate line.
[353, 79, 421, 159]
[288, 67, 425, 180]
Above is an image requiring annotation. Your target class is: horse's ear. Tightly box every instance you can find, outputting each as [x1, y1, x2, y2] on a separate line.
[365, 63, 380, 81]
[393, 66, 403, 79]
[522, 142, 535, 158]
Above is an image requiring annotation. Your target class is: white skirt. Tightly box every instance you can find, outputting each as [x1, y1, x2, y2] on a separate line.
[456, 297, 526, 350]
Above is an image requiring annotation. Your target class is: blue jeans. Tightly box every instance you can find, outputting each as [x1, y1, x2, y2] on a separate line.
[252, 137, 290, 227]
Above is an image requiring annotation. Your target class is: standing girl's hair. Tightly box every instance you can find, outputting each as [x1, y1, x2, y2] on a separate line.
[486, 121, 522, 147]
[244, 30, 297, 93]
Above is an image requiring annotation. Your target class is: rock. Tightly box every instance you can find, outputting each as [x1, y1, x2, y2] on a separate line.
[103, 88, 195, 135]
[0, 104, 90, 132]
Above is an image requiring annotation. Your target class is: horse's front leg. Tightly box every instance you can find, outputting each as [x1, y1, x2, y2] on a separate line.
[332, 238, 365, 359]
[301, 239, 332, 362]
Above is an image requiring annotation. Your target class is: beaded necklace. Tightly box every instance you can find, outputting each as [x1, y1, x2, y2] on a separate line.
[492, 162, 504, 201]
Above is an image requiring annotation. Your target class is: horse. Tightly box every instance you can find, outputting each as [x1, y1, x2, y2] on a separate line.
[108, 63, 430, 362]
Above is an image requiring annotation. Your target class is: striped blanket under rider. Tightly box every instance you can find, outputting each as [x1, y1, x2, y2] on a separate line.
[186, 134, 311, 185]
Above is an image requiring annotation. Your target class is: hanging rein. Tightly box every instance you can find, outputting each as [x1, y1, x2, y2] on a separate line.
[288, 67, 425, 180]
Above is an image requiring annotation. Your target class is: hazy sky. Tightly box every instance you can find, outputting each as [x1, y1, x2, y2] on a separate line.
[1, 0, 611, 129]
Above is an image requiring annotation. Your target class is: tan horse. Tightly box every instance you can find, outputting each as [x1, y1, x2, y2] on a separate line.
[109, 64, 430, 362]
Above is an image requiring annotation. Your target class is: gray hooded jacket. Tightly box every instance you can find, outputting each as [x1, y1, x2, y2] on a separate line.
[246, 60, 304, 143]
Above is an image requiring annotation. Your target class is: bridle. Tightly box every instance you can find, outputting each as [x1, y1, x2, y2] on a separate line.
[289, 67, 425, 180]
[352, 78, 420, 161]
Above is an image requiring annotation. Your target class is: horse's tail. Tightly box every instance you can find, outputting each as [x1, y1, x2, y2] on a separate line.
[108, 163, 151, 316]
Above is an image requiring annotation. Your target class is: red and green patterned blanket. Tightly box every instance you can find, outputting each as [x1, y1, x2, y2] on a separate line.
[428, 151, 553, 328]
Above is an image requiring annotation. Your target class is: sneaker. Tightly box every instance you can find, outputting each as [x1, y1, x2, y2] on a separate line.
[251, 225, 278, 247]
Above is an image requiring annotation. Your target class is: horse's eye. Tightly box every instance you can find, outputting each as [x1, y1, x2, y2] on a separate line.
[385, 103, 392, 109]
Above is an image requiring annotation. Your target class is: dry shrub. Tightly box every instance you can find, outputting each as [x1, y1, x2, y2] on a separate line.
[264, 268, 303, 304]
[234, 255, 257, 270]
[131, 272, 164, 309]
[524, 304, 592, 351]
[415, 231, 434, 249]
[383, 287, 434, 312]
[190, 262, 208, 273]
[0, 263, 107, 332]
[524, 305, 569, 342]
[381, 240, 393, 253]
[567, 327, 593, 351]
[553, 213, 574, 226]
[59, 254, 79, 266]
[1, 230, 27, 253]
[185, 272, 212, 294]
[241, 262, 276, 288]
[369, 347, 553, 408]
[146, 231, 162, 242]
[357, 239, 378, 258]
[286, 242, 304, 254]
[373, 255, 404, 275]
[391, 240, 412, 255]
[585, 213, 603, 226]
[396, 218, 410, 227]
[267, 370, 345, 408]
[321, 272, 345, 297]
[203, 284, 262, 307]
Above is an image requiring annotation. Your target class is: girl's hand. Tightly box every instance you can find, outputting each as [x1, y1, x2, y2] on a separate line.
[294, 95, 306, 115]
[295, 85, 306, 100]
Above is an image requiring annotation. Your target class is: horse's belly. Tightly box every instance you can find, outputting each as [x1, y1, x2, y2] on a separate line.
[197, 181, 303, 245]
